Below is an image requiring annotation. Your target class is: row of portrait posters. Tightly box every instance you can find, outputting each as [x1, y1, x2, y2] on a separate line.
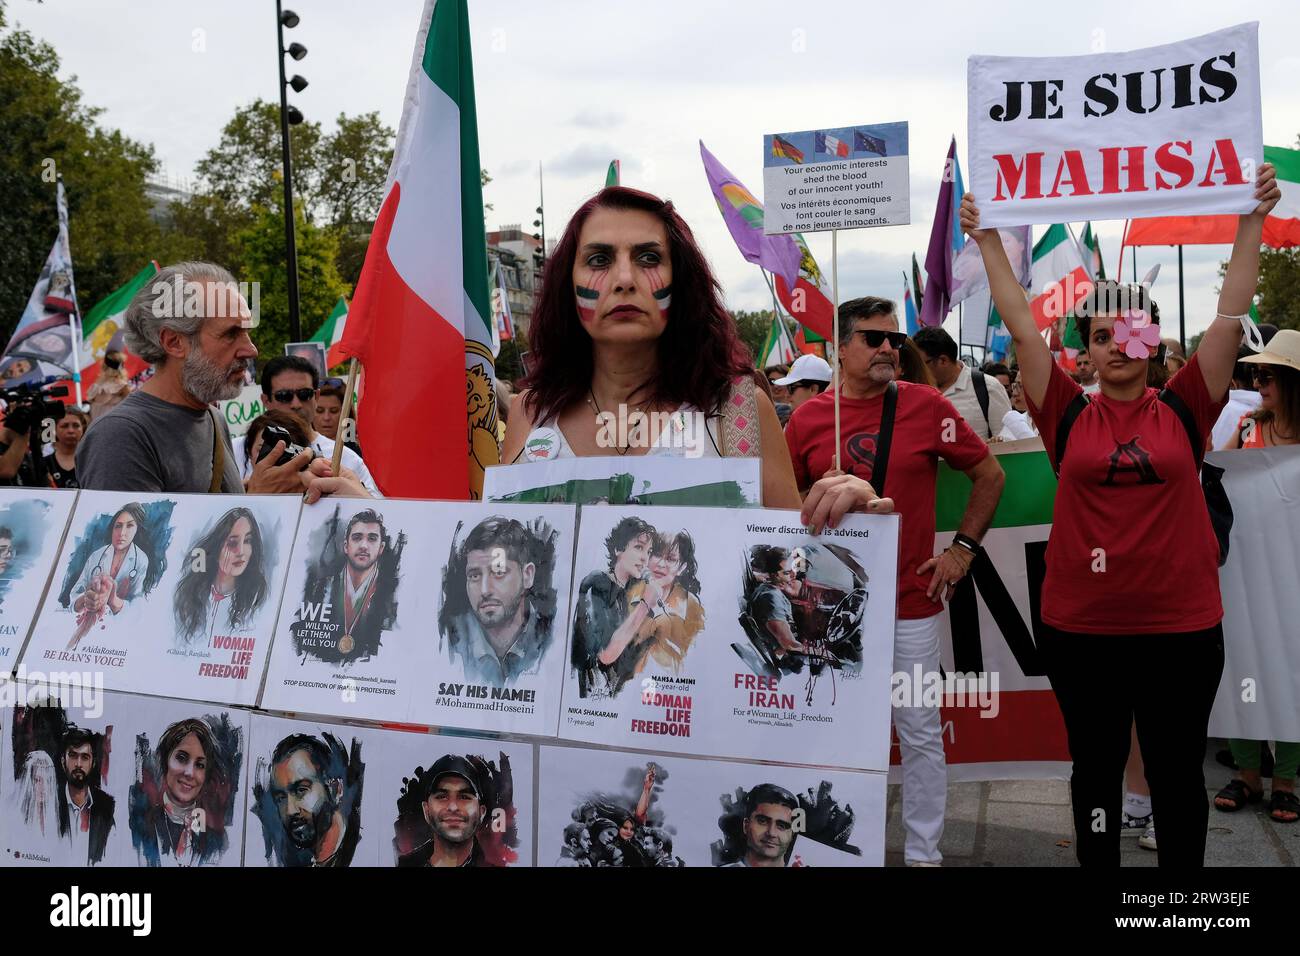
[8, 490, 900, 773]
[0, 685, 884, 866]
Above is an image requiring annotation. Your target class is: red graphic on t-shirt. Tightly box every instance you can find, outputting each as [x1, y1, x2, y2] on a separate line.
[845, 431, 879, 472]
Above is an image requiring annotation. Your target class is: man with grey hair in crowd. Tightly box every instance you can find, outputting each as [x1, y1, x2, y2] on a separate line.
[77, 261, 368, 501]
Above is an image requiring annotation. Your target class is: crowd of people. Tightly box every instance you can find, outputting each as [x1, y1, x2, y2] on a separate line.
[0, 167, 1292, 867]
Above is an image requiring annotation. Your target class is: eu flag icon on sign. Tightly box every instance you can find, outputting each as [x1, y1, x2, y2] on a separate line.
[854, 130, 887, 157]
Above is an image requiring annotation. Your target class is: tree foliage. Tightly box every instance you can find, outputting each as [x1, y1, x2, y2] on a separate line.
[0, 12, 159, 341]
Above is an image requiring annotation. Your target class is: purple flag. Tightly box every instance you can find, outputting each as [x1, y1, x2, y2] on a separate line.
[919, 137, 961, 328]
[699, 141, 801, 288]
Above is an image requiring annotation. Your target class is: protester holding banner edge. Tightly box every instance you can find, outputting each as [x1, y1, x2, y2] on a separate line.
[960, 162, 1282, 867]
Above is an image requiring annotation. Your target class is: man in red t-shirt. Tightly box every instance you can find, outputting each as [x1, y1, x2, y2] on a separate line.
[786, 296, 1005, 866]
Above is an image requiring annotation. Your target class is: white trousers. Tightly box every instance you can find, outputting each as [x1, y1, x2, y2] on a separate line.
[893, 613, 947, 864]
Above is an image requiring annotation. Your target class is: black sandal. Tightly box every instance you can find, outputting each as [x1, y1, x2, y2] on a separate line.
[1268, 789, 1300, 824]
[1214, 778, 1263, 812]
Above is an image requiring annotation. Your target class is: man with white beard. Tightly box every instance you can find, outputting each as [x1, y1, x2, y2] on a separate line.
[77, 261, 367, 501]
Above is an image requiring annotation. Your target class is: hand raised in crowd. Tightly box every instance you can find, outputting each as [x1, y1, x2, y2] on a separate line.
[917, 545, 975, 603]
[1248, 162, 1280, 219]
[800, 471, 894, 536]
[959, 193, 995, 244]
[246, 441, 316, 495]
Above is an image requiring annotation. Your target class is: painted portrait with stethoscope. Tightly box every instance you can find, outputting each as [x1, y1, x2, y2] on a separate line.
[58, 500, 173, 650]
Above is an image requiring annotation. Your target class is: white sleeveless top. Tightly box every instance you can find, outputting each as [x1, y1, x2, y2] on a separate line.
[517, 404, 722, 463]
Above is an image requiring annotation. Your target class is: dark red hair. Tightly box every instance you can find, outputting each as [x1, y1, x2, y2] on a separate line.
[522, 186, 751, 426]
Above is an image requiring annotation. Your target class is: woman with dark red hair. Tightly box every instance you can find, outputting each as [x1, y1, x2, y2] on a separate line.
[501, 187, 802, 508]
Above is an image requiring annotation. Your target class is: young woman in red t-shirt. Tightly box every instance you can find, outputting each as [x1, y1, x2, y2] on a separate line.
[959, 164, 1281, 867]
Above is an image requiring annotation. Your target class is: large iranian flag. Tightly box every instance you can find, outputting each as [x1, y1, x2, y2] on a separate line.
[308, 297, 348, 369]
[79, 261, 158, 389]
[340, 0, 496, 500]
[1126, 144, 1300, 248]
[1027, 224, 1091, 332]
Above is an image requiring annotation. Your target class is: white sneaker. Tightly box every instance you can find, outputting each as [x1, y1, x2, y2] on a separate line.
[1138, 822, 1157, 851]
[1121, 810, 1152, 836]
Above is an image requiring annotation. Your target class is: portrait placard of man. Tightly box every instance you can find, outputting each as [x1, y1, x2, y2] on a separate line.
[293, 506, 405, 664]
[397, 756, 497, 868]
[57, 726, 116, 865]
[439, 517, 559, 685]
[712, 780, 860, 866]
[252, 732, 364, 867]
[721, 784, 800, 868]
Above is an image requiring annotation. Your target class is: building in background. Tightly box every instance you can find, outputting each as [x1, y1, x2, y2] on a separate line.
[486, 224, 544, 337]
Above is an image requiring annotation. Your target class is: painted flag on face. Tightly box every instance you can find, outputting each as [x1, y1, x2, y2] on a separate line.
[339, 0, 496, 499]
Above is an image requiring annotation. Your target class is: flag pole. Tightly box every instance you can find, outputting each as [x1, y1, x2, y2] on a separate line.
[332, 357, 360, 477]
[1177, 245, 1186, 355]
[831, 229, 841, 472]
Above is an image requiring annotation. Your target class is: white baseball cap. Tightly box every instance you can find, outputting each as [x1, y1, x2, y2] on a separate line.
[773, 354, 833, 387]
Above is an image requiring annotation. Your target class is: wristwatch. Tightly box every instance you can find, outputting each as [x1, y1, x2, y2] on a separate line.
[951, 533, 982, 558]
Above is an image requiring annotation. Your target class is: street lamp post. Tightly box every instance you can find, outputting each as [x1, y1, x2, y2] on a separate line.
[276, 2, 308, 342]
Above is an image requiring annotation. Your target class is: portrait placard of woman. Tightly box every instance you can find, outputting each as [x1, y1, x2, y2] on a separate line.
[173, 508, 269, 647]
[129, 716, 241, 867]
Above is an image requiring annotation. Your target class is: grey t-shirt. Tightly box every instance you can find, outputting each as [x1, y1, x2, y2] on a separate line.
[76, 391, 244, 494]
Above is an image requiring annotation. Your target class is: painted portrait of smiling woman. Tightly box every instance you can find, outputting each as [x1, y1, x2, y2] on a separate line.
[174, 508, 268, 647]
[129, 715, 242, 868]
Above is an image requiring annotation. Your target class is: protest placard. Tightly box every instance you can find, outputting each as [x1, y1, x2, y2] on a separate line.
[1, 688, 252, 867]
[261, 500, 577, 737]
[968, 22, 1262, 226]
[557, 506, 899, 771]
[0, 489, 76, 672]
[538, 744, 886, 867]
[762, 123, 911, 234]
[20, 492, 300, 708]
[216, 384, 265, 439]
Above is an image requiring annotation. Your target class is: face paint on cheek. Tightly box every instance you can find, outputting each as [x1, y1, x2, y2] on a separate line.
[645, 267, 671, 316]
[576, 285, 599, 322]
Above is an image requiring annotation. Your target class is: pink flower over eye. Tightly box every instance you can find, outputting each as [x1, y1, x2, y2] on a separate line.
[1114, 317, 1161, 360]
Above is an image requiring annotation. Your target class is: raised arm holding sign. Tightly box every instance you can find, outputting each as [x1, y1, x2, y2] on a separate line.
[958, 162, 1280, 868]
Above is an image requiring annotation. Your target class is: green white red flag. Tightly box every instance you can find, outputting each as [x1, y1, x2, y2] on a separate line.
[340, 0, 496, 499]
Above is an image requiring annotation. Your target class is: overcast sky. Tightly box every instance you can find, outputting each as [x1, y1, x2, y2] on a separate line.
[12, 0, 1300, 345]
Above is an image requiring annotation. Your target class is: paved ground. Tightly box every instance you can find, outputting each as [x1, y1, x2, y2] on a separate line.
[885, 739, 1300, 866]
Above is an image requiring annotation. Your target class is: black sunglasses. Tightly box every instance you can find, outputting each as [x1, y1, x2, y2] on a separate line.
[1254, 368, 1275, 386]
[272, 387, 318, 403]
[851, 329, 908, 349]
